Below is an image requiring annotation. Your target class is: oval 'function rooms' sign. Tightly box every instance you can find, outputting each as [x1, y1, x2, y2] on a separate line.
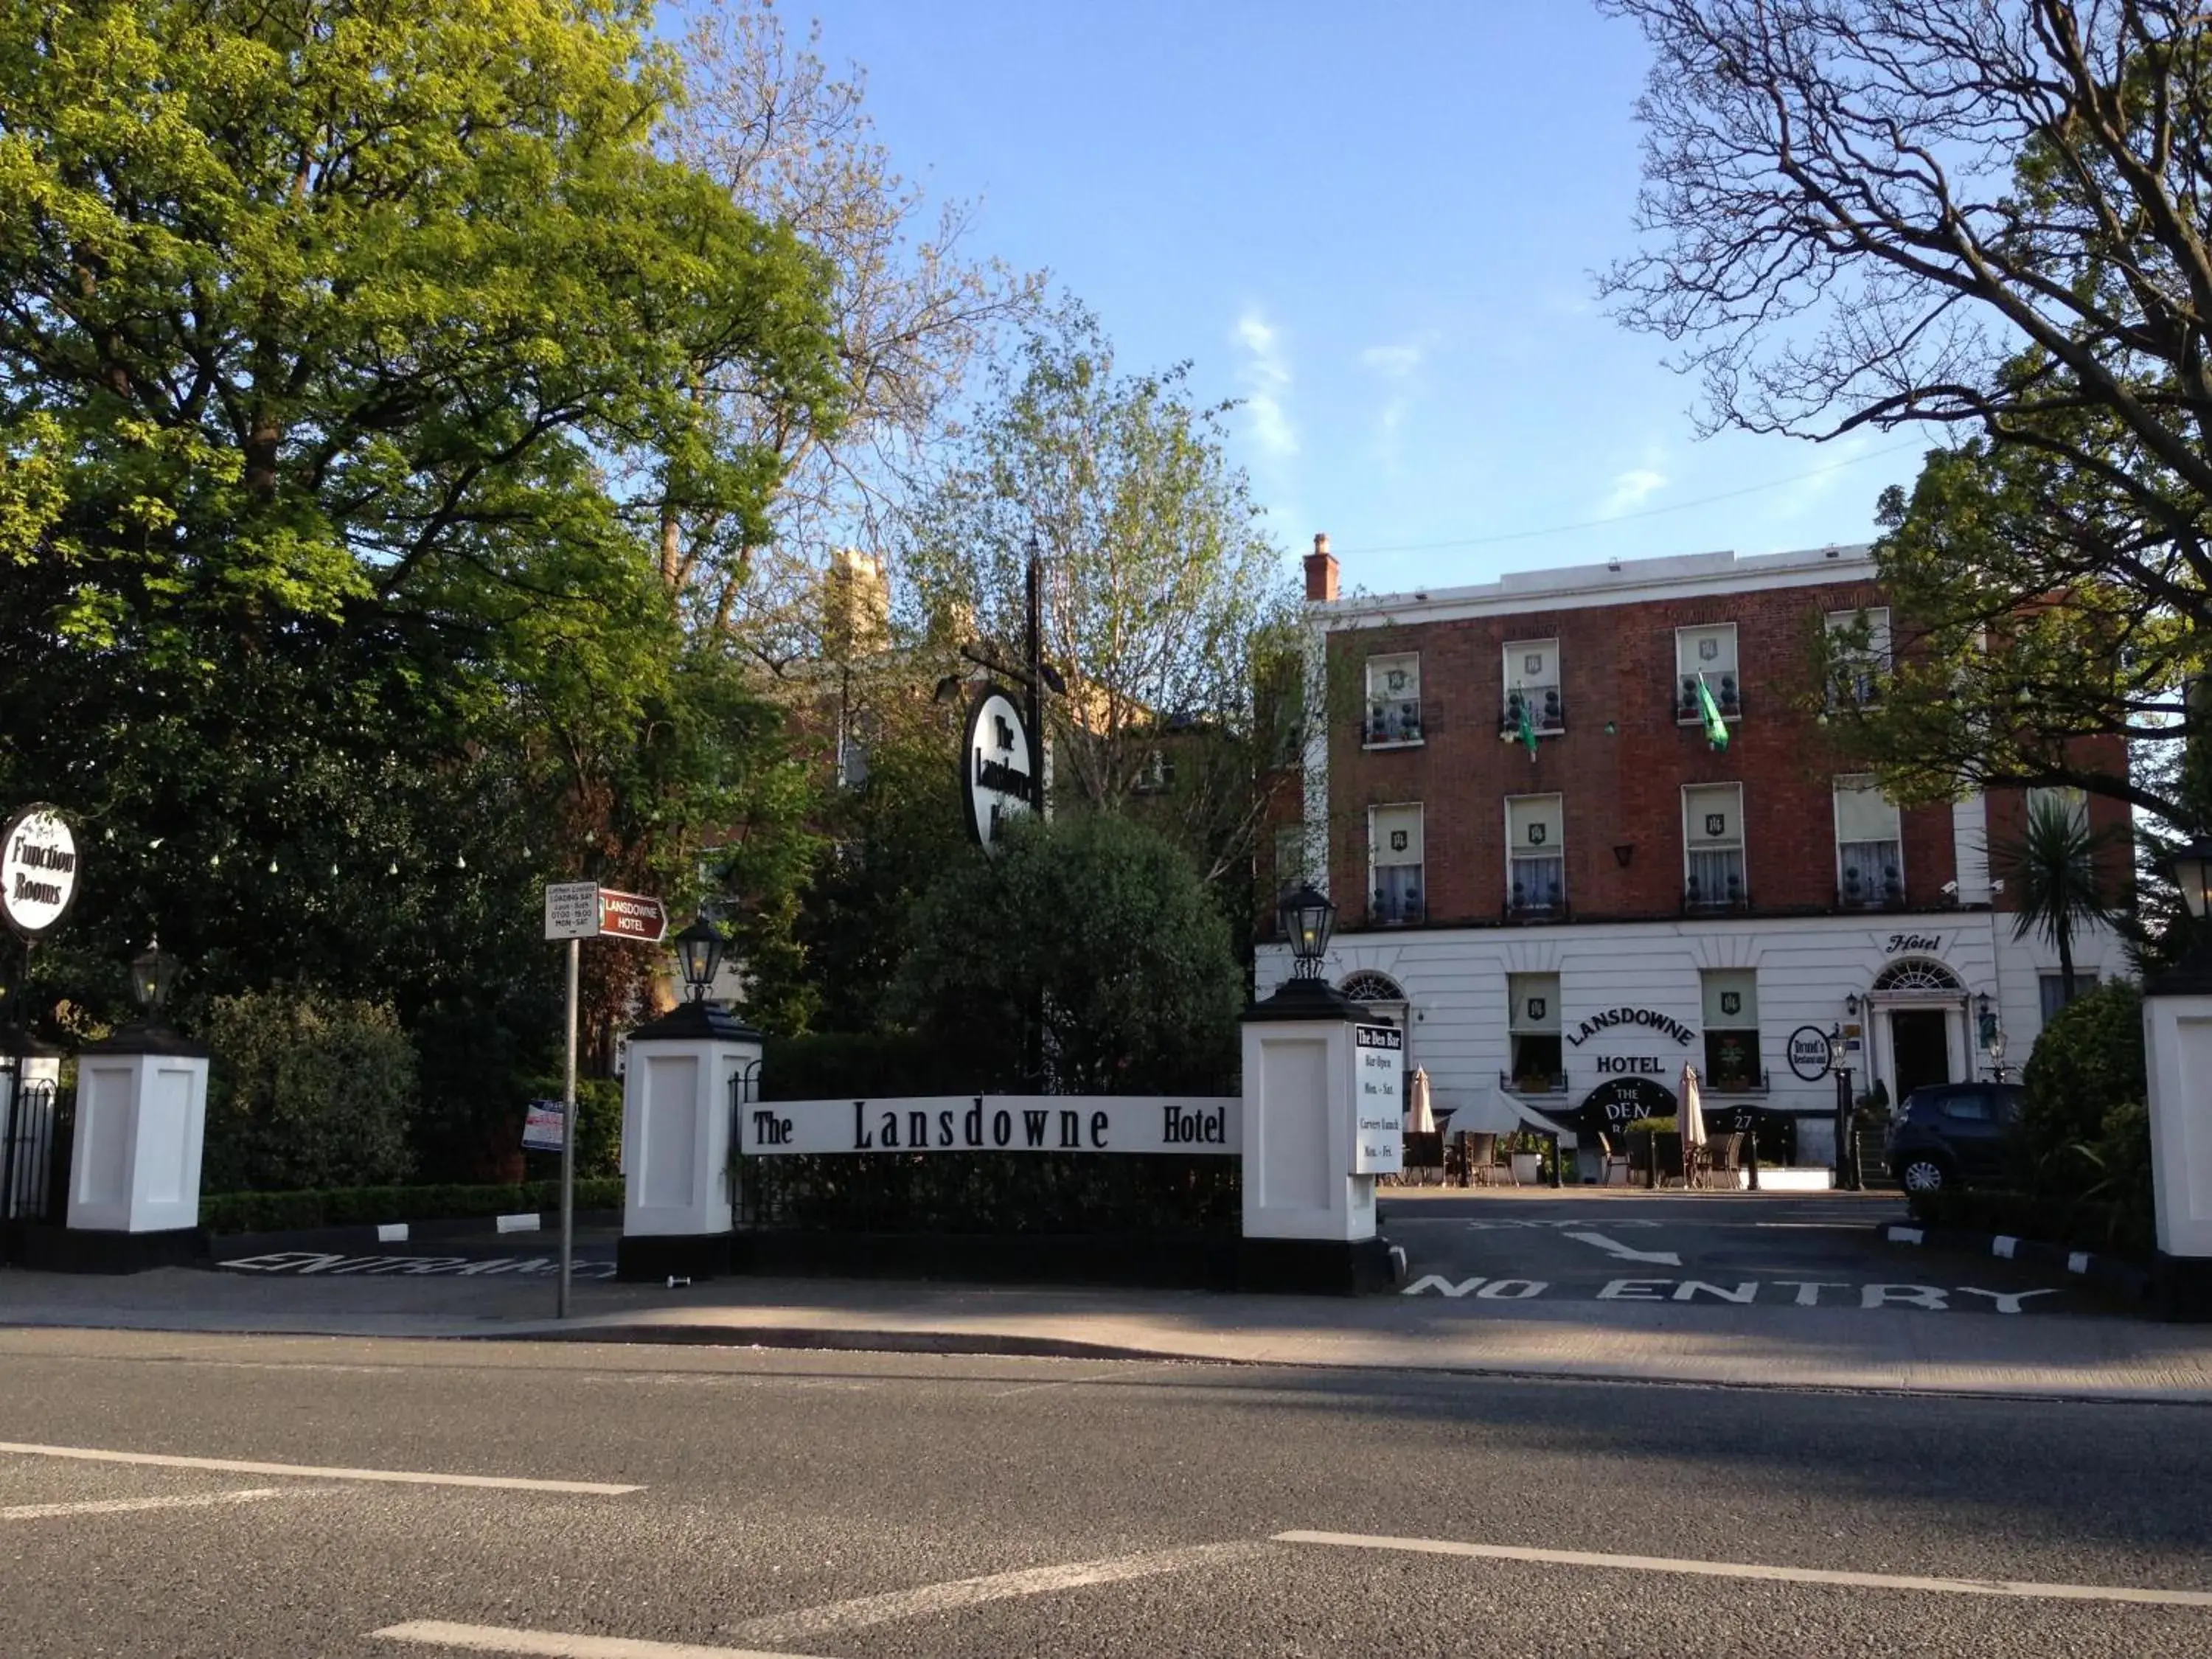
[1, 803, 79, 940]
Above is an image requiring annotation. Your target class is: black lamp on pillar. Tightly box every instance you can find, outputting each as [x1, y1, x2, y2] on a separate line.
[2149, 835, 2212, 995]
[672, 915, 724, 1004]
[1280, 883, 1336, 978]
[1828, 1021, 1860, 1191]
[129, 937, 179, 1026]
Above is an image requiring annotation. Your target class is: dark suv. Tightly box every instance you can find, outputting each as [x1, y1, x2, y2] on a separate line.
[1886, 1082, 2026, 1193]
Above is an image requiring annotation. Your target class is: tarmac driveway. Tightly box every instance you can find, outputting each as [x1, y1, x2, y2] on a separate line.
[1380, 1190, 2093, 1317]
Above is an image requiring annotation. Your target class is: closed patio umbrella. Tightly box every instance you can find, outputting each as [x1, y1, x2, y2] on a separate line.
[1407, 1067, 1436, 1135]
[1679, 1062, 1708, 1157]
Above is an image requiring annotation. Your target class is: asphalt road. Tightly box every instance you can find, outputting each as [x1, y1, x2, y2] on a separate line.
[1382, 1191, 2093, 1315]
[2, 1326, 2208, 1657]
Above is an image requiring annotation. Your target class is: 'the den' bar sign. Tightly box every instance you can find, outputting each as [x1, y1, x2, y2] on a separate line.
[741, 1096, 1241, 1156]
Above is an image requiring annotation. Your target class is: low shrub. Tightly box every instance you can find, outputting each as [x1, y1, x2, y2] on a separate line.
[518, 1076, 622, 1181]
[201, 990, 416, 1192]
[201, 1178, 624, 1236]
[2021, 981, 2146, 1164]
[1905, 1178, 2154, 1260]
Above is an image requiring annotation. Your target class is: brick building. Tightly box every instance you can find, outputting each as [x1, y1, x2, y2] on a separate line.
[1253, 536, 2131, 1166]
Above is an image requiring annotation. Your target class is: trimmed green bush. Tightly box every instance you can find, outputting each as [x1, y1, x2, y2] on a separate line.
[2021, 979, 2146, 1160]
[518, 1075, 622, 1180]
[202, 990, 416, 1192]
[201, 1178, 623, 1236]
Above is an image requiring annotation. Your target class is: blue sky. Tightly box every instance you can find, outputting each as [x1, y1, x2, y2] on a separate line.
[759, 0, 1930, 597]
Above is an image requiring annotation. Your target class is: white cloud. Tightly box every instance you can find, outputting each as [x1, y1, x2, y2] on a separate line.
[1602, 467, 1668, 516]
[1234, 308, 1298, 462]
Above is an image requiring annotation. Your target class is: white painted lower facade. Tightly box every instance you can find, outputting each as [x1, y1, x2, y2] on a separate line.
[1255, 908, 2126, 1166]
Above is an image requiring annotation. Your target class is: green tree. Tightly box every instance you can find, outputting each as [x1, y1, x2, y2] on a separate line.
[1993, 793, 2128, 1006]
[0, 0, 845, 1070]
[900, 305, 1299, 883]
[894, 813, 1243, 1094]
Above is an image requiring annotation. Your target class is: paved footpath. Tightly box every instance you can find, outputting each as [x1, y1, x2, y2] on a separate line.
[4, 1189, 2211, 1403]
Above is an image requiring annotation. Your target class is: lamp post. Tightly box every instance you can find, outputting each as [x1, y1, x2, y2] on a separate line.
[672, 914, 725, 1004]
[1974, 990, 2008, 1083]
[128, 937, 178, 1028]
[1828, 1023, 1859, 1191]
[1279, 883, 1336, 979]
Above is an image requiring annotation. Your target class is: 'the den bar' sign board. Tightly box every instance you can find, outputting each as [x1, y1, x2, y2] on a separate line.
[741, 1096, 1241, 1156]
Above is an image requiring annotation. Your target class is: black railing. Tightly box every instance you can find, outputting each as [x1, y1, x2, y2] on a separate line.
[1499, 685, 1564, 737]
[1498, 1070, 1569, 1095]
[1371, 888, 1424, 926]
[1703, 1068, 1770, 1096]
[1683, 886, 1751, 914]
[1365, 698, 1424, 745]
[1837, 872, 1905, 911]
[1675, 673, 1743, 722]
[0, 1070, 64, 1247]
[1503, 895, 1568, 923]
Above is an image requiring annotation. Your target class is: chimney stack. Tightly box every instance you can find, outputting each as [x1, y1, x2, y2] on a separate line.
[1304, 532, 1338, 603]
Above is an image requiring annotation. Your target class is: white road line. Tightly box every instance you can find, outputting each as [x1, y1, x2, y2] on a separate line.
[1, 1487, 292, 1521]
[375, 1621, 824, 1658]
[1560, 1229, 1682, 1267]
[0, 1441, 640, 1495]
[1276, 1531, 2212, 1609]
[728, 1543, 1259, 1644]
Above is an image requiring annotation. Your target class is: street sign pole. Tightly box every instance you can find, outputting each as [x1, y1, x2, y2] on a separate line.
[559, 933, 578, 1319]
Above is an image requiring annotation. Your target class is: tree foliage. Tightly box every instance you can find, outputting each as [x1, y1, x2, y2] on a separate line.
[1992, 791, 2127, 999]
[1607, 1, 2212, 831]
[894, 813, 1244, 1095]
[900, 305, 1298, 881]
[201, 990, 417, 1193]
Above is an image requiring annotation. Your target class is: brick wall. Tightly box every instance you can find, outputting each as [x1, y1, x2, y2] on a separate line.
[1320, 577, 1970, 926]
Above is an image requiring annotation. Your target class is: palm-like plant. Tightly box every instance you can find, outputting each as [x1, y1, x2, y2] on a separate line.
[1993, 793, 2127, 1004]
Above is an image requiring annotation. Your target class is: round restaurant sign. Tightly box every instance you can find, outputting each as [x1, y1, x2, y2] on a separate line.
[1786, 1024, 1834, 1082]
[1, 803, 80, 940]
[960, 686, 1034, 852]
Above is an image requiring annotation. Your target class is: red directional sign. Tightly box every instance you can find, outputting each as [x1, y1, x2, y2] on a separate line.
[596, 888, 669, 943]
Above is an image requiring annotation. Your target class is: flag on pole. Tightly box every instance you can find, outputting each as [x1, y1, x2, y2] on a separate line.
[1504, 691, 1540, 759]
[1695, 672, 1731, 751]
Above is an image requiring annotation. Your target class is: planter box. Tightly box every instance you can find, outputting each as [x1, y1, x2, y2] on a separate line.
[1510, 1152, 1543, 1183]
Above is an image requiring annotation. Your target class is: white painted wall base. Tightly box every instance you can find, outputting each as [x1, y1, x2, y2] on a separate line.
[622, 1031, 762, 1237]
[1241, 1015, 1377, 1244]
[68, 1047, 209, 1233]
[2145, 989, 2212, 1258]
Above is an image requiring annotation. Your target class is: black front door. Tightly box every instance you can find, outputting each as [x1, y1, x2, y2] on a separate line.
[1889, 1009, 1951, 1105]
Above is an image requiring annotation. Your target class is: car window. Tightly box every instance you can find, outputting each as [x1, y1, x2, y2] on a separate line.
[1945, 1093, 1990, 1121]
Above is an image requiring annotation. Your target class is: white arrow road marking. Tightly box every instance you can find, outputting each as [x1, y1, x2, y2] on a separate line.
[1, 1487, 294, 1521]
[728, 1543, 1260, 1644]
[1562, 1230, 1682, 1267]
[1276, 1531, 2212, 1609]
[376, 1624, 821, 1658]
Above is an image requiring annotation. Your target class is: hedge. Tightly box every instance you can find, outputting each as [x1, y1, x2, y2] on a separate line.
[201, 1178, 624, 1236]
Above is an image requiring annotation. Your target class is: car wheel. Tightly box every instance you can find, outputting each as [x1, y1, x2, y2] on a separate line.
[1899, 1155, 1948, 1194]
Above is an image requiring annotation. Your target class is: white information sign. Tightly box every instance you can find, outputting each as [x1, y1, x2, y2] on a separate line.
[2, 804, 79, 940]
[740, 1095, 1240, 1157]
[543, 882, 599, 941]
[1353, 1024, 1405, 1176]
[521, 1099, 566, 1152]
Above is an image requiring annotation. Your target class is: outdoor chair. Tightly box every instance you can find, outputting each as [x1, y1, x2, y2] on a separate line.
[1596, 1133, 1633, 1186]
[1461, 1131, 1500, 1187]
[1695, 1132, 1744, 1189]
[1400, 1130, 1445, 1186]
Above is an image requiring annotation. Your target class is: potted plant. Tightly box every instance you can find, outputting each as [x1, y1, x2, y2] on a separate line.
[1505, 1128, 1548, 1184]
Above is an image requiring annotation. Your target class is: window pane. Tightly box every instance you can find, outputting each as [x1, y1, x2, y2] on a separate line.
[1374, 863, 1422, 924]
[1833, 776, 1901, 842]
[1688, 848, 1745, 903]
[1507, 973, 1561, 1032]
[1838, 840, 1902, 905]
[1700, 970, 1758, 1027]
[1509, 854, 1565, 910]
[1371, 805, 1422, 866]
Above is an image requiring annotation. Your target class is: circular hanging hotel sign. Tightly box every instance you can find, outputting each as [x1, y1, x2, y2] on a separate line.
[960, 686, 1034, 852]
[1, 803, 80, 940]
[1786, 1025, 1835, 1082]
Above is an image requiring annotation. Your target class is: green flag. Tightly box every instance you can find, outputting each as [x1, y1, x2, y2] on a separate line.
[1695, 672, 1730, 750]
[1505, 690, 1539, 758]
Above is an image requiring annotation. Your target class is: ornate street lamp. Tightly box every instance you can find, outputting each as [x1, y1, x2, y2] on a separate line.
[672, 915, 724, 1004]
[129, 937, 178, 1020]
[1279, 883, 1335, 978]
[1827, 1022, 1860, 1191]
[2172, 835, 2212, 922]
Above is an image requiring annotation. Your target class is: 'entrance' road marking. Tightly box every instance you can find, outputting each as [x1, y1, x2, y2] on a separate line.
[727, 1543, 1259, 1644]
[376, 1622, 823, 1658]
[1276, 1531, 2212, 1608]
[0, 1441, 641, 1495]
[1, 1487, 291, 1521]
[1561, 1229, 1683, 1267]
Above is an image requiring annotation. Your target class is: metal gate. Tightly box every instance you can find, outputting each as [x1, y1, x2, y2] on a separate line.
[1, 1058, 64, 1254]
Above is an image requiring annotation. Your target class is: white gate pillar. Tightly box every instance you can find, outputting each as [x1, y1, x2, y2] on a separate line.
[615, 998, 762, 1281]
[55, 1026, 209, 1270]
[1237, 976, 1400, 1293]
[2144, 954, 2212, 1314]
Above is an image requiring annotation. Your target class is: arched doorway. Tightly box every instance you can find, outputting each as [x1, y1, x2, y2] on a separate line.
[1869, 957, 1966, 1105]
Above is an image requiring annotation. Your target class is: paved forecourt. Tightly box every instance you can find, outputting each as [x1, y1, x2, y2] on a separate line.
[1384, 1190, 2093, 1316]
